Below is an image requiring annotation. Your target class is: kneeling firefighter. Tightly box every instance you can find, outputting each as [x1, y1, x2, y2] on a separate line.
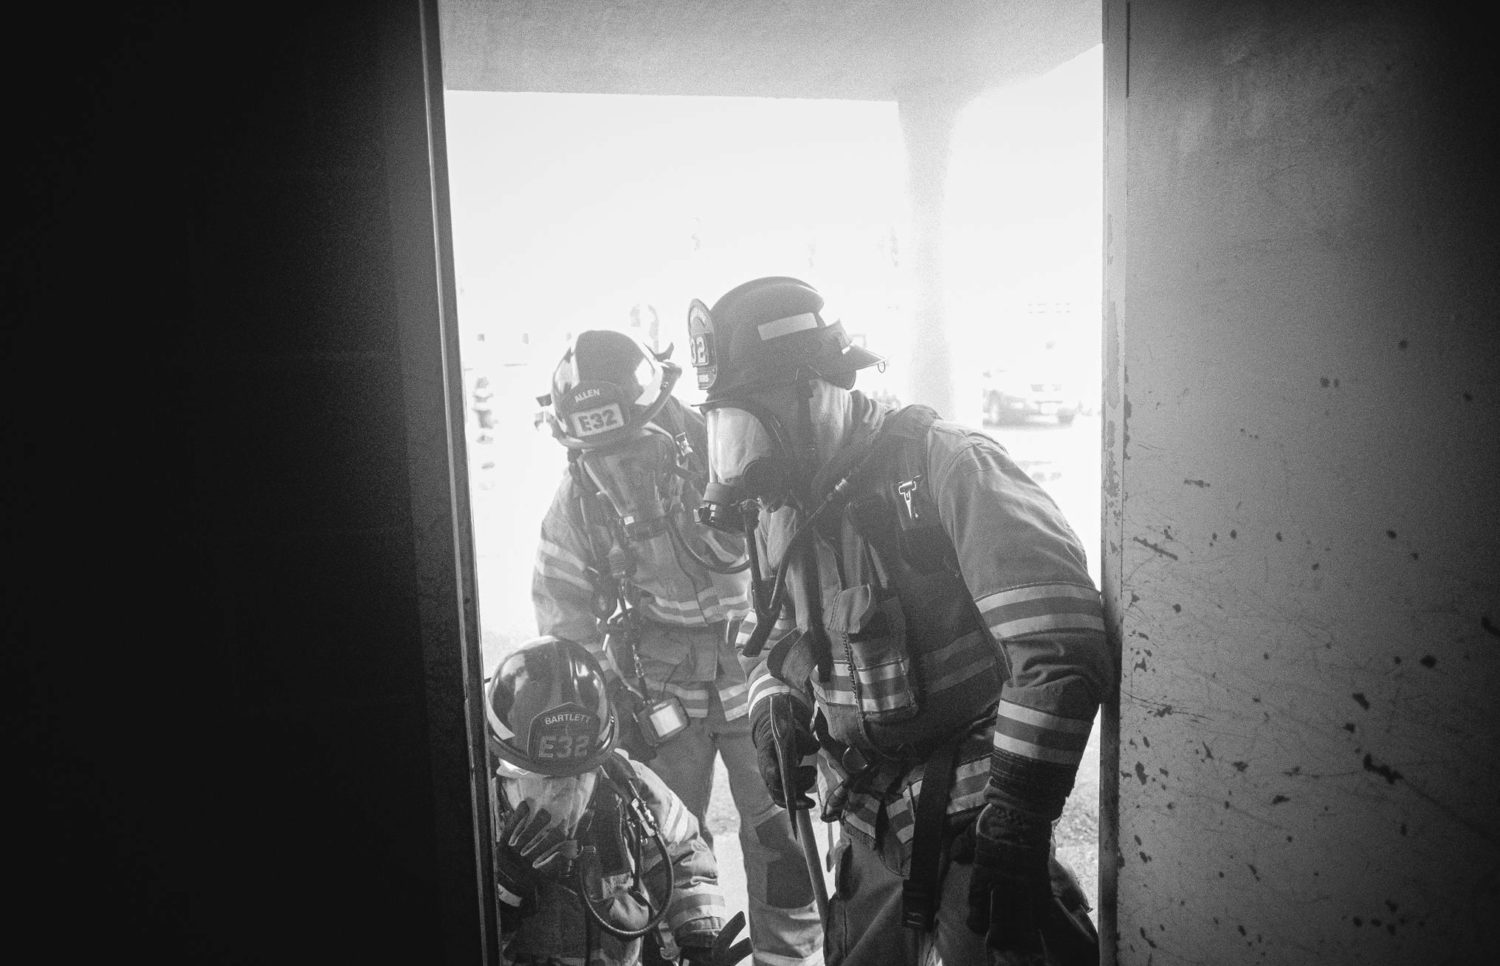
[534, 330, 827, 965]
[487, 636, 752, 966]
[687, 277, 1111, 966]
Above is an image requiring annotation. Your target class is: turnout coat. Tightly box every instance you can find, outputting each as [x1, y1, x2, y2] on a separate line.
[738, 394, 1112, 874]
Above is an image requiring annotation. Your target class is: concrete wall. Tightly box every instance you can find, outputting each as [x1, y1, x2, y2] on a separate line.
[1103, 1, 1500, 962]
[8, 1, 491, 961]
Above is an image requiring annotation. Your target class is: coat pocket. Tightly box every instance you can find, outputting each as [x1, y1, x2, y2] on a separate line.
[827, 584, 919, 722]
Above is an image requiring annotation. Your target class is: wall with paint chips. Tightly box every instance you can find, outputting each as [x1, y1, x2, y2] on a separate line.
[1103, 1, 1500, 962]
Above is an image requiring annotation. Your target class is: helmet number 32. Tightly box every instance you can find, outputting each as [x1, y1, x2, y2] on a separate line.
[535, 733, 594, 761]
[571, 403, 623, 438]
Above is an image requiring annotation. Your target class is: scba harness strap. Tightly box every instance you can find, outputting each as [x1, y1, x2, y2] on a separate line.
[764, 404, 976, 934]
[825, 405, 967, 935]
[861, 407, 959, 936]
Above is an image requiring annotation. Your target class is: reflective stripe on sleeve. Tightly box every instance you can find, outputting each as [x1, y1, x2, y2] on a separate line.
[667, 892, 727, 934]
[537, 538, 590, 577]
[991, 699, 1092, 766]
[746, 670, 793, 717]
[652, 784, 698, 843]
[977, 583, 1105, 640]
[536, 542, 595, 593]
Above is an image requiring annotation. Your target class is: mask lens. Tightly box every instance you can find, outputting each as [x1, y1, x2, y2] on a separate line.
[705, 406, 791, 504]
[580, 431, 677, 533]
[501, 769, 599, 837]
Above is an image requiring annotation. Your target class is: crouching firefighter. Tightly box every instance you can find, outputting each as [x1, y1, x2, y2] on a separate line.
[486, 636, 753, 966]
[535, 329, 827, 966]
[686, 277, 1112, 966]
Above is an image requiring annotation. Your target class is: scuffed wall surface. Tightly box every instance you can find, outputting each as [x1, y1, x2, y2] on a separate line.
[1107, 1, 1500, 962]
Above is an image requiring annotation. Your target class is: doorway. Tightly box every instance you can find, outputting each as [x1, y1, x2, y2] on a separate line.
[436, 1, 1105, 926]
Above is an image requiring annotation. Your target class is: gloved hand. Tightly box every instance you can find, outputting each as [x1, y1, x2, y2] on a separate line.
[749, 693, 818, 809]
[965, 802, 1054, 966]
[678, 911, 751, 966]
[678, 941, 716, 966]
[495, 800, 570, 913]
[607, 675, 658, 763]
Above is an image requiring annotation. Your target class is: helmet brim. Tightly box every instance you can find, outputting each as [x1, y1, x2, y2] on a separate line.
[834, 342, 885, 374]
[488, 713, 620, 778]
[703, 340, 884, 402]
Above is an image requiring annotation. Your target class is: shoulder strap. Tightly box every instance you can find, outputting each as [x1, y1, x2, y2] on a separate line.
[600, 751, 662, 839]
[570, 460, 637, 606]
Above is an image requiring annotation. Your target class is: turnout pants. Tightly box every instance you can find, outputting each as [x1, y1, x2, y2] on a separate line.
[645, 694, 825, 966]
[825, 828, 1096, 966]
[825, 832, 986, 966]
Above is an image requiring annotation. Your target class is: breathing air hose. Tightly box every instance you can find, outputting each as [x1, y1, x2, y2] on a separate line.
[740, 428, 892, 658]
[572, 811, 675, 940]
[667, 515, 749, 574]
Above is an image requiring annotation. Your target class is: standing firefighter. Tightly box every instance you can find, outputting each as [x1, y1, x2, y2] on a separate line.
[534, 330, 825, 966]
[686, 278, 1109, 966]
[486, 636, 751, 966]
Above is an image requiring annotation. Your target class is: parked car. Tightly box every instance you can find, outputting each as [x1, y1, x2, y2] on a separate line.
[980, 366, 1077, 425]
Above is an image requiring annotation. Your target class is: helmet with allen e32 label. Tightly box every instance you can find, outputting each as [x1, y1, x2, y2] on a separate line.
[543, 330, 681, 450]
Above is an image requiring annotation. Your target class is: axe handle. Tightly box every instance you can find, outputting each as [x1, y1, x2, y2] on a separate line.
[770, 704, 830, 923]
[794, 807, 829, 924]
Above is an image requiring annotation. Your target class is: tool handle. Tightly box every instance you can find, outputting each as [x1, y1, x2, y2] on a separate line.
[794, 808, 829, 924]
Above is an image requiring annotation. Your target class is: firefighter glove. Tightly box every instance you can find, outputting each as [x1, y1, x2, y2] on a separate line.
[494, 800, 571, 912]
[750, 693, 818, 809]
[965, 802, 1053, 966]
[679, 911, 751, 966]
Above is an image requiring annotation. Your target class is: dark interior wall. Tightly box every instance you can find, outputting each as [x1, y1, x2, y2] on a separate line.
[1104, 1, 1500, 962]
[6, 2, 484, 962]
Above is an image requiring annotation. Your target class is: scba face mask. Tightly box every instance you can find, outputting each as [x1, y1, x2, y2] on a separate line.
[576, 425, 689, 541]
[699, 401, 798, 530]
[497, 760, 600, 840]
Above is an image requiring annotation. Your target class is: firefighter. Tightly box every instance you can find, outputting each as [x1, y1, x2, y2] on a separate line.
[533, 330, 825, 966]
[487, 635, 752, 966]
[685, 277, 1109, 966]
